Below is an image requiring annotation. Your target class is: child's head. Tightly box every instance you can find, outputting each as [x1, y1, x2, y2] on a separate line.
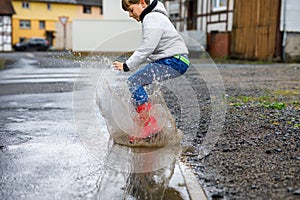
[122, 0, 150, 11]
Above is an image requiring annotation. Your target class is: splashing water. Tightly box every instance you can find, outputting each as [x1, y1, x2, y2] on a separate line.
[96, 65, 183, 147]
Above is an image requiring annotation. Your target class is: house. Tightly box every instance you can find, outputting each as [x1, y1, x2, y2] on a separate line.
[164, 0, 300, 61]
[164, 0, 234, 58]
[0, 0, 16, 51]
[11, 0, 103, 50]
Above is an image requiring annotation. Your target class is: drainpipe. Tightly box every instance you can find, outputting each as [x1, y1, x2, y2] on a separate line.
[282, 0, 287, 62]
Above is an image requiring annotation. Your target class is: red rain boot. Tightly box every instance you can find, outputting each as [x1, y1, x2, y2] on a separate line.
[141, 115, 161, 138]
[129, 102, 162, 143]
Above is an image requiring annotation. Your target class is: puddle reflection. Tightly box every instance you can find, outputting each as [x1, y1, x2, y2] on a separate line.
[96, 139, 187, 200]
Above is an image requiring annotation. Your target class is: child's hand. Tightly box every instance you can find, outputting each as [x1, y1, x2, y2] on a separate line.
[113, 61, 123, 71]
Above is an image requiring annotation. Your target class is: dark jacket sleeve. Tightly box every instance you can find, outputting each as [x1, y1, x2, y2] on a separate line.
[123, 63, 130, 72]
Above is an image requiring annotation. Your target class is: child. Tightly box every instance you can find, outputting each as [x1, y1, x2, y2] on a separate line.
[113, 0, 190, 142]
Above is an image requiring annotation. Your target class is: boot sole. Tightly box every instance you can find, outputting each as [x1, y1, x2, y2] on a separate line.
[128, 130, 162, 144]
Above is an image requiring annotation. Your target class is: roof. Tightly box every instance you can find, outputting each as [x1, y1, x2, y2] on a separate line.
[0, 0, 16, 15]
[20, 0, 102, 6]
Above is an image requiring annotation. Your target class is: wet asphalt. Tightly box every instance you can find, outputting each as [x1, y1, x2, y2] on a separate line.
[0, 52, 100, 199]
[0, 52, 197, 200]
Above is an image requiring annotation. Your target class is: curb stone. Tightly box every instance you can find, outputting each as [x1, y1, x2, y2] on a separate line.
[179, 161, 207, 200]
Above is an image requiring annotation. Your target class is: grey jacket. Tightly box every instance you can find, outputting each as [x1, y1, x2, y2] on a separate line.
[125, 0, 188, 70]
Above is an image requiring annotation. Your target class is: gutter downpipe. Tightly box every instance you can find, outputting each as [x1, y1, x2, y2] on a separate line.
[282, 0, 287, 62]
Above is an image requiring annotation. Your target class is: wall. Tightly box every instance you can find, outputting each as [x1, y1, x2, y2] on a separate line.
[281, 0, 300, 32]
[207, 32, 230, 58]
[102, 0, 128, 20]
[0, 16, 13, 51]
[73, 0, 142, 52]
[72, 20, 142, 52]
[206, 0, 234, 32]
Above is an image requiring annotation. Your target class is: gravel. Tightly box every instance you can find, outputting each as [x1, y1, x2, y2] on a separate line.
[182, 64, 300, 200]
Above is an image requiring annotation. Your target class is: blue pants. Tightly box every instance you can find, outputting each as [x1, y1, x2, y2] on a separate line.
[127, 55, 190, 106]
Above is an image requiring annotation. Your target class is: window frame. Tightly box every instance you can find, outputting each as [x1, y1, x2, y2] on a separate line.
[212, 0, 227, 12]
[170, 13, 180, 20]
[47, 3, 51, 10]
[39, 20, 45, 30]
[22, 1, 30, 9]
[83, 5, 92, 14]
[19, 20, 31, 29]
[169, 1, 180, 20]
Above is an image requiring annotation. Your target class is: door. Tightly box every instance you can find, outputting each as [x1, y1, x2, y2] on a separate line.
[231, 0, 281, 60]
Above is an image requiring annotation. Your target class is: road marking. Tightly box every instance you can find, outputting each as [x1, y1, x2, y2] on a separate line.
[0, 68, 84, 84]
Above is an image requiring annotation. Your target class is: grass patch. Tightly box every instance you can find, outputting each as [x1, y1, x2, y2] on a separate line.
[228, 95, 287, 110]
[272, 90, 300, 96]
[228, 88, 300, 109]
[261, 101, 285, 110]
[294, 124, 300, 129]
[0, 59, 6, 70]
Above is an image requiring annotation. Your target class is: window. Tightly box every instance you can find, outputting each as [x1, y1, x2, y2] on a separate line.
[47, 3, 51, 10]
[212, 0, 227, 12]
[83, 5, 91, 14]
[20, 20, 31, 29]
[0, 16, 3, 26]
[170, 13, 179, 20]
[22, 1, 30, 9]
[169, 2, 180, 20]
[39, 21, 45, 29]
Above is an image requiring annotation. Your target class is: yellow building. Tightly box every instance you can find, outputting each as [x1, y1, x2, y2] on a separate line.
[12, 0, 103, 49]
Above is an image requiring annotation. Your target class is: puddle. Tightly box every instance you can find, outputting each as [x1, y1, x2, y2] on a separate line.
[95, 140, 190, 200]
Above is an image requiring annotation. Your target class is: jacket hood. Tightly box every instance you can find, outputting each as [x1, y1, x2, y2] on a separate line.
[152, 0, 168, 15]
[140, 0, 168, 22]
